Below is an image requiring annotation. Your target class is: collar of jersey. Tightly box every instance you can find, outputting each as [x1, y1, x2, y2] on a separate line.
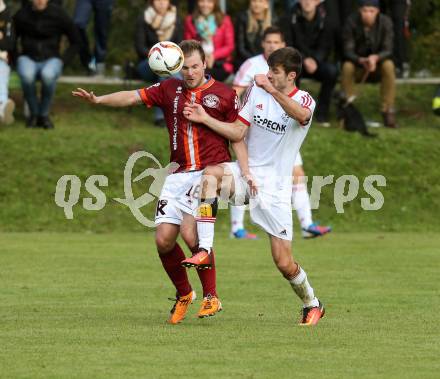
[186, 75, 215, 93]
[288, 87, 299, 98]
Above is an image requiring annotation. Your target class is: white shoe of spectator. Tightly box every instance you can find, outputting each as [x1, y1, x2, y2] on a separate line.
[366, 120, 381, 128]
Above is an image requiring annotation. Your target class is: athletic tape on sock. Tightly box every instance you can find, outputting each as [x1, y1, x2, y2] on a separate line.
[196, 198, 218, 220]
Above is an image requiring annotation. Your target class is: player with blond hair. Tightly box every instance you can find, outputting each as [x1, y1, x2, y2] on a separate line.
[73, 40, 243, 324]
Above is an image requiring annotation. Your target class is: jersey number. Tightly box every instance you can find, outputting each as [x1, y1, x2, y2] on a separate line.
[156, 200, 168, 216]
[185, 185, 201, 201]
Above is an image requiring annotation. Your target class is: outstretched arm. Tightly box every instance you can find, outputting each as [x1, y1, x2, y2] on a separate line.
[72, 88, 142, 107]
[254, 74, 311, 125]
[183, 102, 247, 142]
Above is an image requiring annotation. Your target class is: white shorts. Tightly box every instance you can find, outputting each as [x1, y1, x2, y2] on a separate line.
[154, 171, 203, 225]
[295, 152, 303, 167]
[224, 162, 293, 240]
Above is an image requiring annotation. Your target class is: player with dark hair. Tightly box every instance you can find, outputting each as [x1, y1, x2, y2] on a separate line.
[233, 25, 331, 240]
[72, 40, 244, 324]
[182, 47, 325, 325]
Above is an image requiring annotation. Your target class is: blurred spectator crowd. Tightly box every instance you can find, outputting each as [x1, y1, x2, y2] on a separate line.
[0, 0, 414, 128]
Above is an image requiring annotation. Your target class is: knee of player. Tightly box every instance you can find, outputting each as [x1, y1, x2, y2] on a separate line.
[155, 232, 175, 253]
[203, 165, 224, 181]
[275, 259, 293, 277]
[201, 165, 224, 194]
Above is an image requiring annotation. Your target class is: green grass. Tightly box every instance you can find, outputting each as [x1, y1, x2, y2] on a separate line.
[0, 82, 439, 233]
[0, 232, 439, 378]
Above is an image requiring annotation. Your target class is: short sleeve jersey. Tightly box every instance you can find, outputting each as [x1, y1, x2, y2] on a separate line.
[238, 85, 316, 177]
[233, 54, 269, 88]
[138, 76, 239, 172]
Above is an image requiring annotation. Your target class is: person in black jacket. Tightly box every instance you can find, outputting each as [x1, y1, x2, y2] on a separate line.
[380, 0, 410, 78]
[281, 0, 338, 125]
[319, 0, 357, 63]
[135, 0, 183, 126]
[234, 0, 277, 70]
[0, 0, 15, 125]
[14, 0, 78, 129]
[341, 0, 397, 127]
[73, 0, 114, 76]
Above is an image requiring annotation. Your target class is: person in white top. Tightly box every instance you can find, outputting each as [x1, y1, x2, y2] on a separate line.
[231, 25, 331, 240]
[233, 26, 285, 97]
[182, 47, 325, 325]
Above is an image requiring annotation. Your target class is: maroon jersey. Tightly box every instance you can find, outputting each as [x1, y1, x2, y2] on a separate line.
[137, 76, 239, 173]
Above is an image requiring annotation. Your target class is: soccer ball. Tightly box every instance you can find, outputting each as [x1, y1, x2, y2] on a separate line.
[148, 41, 184, 77]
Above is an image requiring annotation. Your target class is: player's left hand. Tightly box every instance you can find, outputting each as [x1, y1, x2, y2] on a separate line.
[183, 102, 208, 123]
[254, 74, 276, 95]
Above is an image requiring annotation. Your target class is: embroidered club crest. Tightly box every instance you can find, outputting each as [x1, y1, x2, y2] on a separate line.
[202, 94, 220, 109]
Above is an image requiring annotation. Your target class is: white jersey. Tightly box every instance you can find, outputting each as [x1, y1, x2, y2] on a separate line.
[238, 85, 315, 178]
[233, 54, 269, 87]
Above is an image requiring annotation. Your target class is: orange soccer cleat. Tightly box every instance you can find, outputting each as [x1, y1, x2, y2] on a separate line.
[197, 295, 223, 318]
[299, 300, 325, 326]
[168, 290, 196, 324]
[181, 249, 212, 270]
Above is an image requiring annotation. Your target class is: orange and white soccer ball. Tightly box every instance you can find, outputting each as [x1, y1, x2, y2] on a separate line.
[148, 41, 184, 77]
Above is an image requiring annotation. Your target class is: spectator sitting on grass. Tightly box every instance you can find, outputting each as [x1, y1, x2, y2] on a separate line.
[341, 0, 397, 128]
[14, 0, 78, 129]
[135, 0, 183, 127]
[0, 0, 15, 125]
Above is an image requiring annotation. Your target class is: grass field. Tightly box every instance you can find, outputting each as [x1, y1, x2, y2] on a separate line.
[1, 78, 439, 378]
[1, 232, 439, 378]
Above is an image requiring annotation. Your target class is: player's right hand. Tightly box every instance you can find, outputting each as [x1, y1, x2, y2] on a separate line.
[71, 88, 99, 104]
[243, 173, 258, 197]
[183, 102, 207, 123]
[254, 74, 276, 95]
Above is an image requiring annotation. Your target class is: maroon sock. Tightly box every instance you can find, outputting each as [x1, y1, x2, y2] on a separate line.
[158, 243, 192, 296]
[193, 246, 217, 297]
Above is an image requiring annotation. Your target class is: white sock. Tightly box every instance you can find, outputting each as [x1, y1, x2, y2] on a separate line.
[197, 220, 215, 252]
[292, 183, 313, 229]
[288, 267, 319, 308]
[196, 198, 217, 252]
[230, 205, 245, 233]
